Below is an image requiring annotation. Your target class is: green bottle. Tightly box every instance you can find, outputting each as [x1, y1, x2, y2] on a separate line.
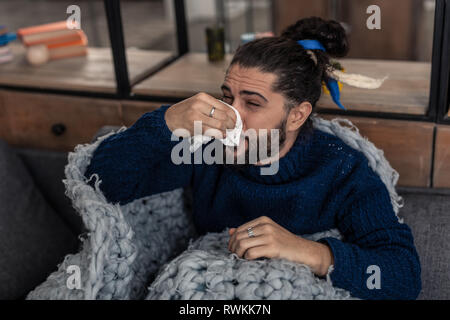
[206, 25, 225, 62]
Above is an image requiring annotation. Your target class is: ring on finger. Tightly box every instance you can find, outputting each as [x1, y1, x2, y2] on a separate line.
[209, 106, 216, 118]
[247, 226, 255, 238]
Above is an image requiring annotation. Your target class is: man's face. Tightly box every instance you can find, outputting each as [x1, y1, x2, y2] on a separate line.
[222, 64, 287, 134]
[221, 64, 289, 165]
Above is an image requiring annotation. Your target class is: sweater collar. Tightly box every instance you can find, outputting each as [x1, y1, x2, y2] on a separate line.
[236, 126, 316, 185]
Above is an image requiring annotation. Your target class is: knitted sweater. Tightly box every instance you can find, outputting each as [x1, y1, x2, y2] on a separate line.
[84, 105, 421, 300]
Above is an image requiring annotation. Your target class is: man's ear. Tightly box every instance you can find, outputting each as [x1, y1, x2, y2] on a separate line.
[286, 102, 312, 132]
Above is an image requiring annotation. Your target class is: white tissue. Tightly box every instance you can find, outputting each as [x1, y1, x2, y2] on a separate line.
[189, 101, 243, 153]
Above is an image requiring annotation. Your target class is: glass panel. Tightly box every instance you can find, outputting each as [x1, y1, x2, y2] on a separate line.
[272, 0, 436, 115]
[0, 0, 116, 93]
[120, 0, 178, 86]
[133, 0, 437, 116]
[131, 0, 275, 98]
[183, 0, 273, 53]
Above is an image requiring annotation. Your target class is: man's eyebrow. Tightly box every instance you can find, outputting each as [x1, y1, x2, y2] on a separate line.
[221, 85, 268, 102]
[241, 90, 268, 102]
[221, 84, 231, 92]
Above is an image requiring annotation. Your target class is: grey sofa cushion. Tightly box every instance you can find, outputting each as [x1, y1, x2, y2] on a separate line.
[0, 140, 78, 299]
[15, 147, 83, 235]
[400, 192, 450, 300]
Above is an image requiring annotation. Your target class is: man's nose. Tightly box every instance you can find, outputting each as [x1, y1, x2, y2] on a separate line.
[231, 102, 246, 129]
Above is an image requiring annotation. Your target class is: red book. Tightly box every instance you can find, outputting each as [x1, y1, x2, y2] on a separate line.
[17, 21, 79, 38]
[47, 31, 88, 60]
[22, 29, 83, 47]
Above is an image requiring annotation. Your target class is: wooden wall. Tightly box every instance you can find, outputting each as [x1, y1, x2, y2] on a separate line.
[319, 115, 434, 187]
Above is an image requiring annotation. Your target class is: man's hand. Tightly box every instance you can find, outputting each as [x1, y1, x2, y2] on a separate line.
[164, 92, 236, 139]
[227, 216, 334, 277]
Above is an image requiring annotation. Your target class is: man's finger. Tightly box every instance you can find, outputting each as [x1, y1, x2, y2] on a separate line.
[202, 125, 225, 139]
[235, 216, 272, 235]
[244, 245, 272, 260]
[228, 218, 264, 250]
[229, 224, 268, 252]
[234, 237, 267, 258]
[197, 113, 229, 132]
[197, 93, 230, 111]
[195, 95, 237, 126]
[209, 109, 236, 130]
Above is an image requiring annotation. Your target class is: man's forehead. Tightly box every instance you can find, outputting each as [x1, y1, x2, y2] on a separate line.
[223, 65, 277, 93]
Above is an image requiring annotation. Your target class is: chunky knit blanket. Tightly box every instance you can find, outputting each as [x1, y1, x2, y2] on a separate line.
[26, 115, 403, 300]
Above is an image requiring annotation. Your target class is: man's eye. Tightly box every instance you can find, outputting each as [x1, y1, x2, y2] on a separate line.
[247, 102, 260, 107]
[223, 95, 233, 101]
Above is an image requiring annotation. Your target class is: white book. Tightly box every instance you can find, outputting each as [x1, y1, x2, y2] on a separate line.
[0, 53, 13, 64]
[0, 45, 11, 56]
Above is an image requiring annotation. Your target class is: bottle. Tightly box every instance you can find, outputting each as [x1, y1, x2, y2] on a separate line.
[206, 25, 225, 62]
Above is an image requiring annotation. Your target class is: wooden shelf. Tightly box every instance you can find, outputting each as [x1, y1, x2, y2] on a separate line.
[133, 53, 431, 116]
[317, 59, 431, 115]
[133, 53, 234, 98]
[0, 43, 174, 94]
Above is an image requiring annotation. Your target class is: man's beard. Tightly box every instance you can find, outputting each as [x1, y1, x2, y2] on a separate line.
[223, 117, 287, 172]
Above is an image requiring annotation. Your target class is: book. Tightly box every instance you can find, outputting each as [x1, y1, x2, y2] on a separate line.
[17, 20, 79, 38]
[46, 31, 88, 60]
[21, 29, 83, 46]
[0, 45, 12, 56]
[0, 33, 17, 46]
[0, 46, 13, 64]
[49, 45, 88, 60]
[21, 21, 88, 63]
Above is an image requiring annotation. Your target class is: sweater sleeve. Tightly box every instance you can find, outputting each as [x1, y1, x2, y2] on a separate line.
[84, 105, 193, 205]
[318, 183, 422, 300]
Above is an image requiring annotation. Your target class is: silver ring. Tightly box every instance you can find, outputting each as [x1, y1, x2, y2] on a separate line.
[247, 226, 255, 238]
[209, 106, 216, 118]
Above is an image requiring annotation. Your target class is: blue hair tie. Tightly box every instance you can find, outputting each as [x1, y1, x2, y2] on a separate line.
[297, 39, 346, 110]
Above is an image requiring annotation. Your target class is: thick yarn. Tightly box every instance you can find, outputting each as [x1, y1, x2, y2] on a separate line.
[26, 112, 417, 300]
[146, 229, 353, 300]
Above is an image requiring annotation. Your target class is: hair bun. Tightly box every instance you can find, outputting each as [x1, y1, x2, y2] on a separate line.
[281, 17, 349, 58]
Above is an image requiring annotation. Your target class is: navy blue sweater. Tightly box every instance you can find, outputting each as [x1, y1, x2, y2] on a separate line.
[84, 105, 421, 300]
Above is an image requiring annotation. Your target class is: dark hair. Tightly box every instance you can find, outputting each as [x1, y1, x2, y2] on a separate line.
[228, 17, 349, 133]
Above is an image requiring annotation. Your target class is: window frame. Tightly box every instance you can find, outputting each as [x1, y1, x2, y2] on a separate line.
[434, 0, 450, 124]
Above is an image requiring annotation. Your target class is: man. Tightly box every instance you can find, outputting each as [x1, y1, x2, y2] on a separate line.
[85, 18, 421, 299]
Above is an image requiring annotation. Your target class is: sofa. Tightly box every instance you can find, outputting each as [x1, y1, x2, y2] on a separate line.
[0, 126, 449, 300]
